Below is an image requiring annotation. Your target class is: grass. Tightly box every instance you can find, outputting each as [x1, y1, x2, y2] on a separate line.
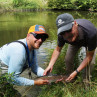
[39, 82, 97, 97]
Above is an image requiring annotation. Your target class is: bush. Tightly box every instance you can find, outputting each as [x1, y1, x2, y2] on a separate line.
[0, 73, 20, 97]
[12, 0, 39, 9]
[48, 0, 97, 11]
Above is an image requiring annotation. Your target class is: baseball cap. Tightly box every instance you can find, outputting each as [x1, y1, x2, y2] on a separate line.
[56, 13, 74, 35]
[28, 25, 49, 38]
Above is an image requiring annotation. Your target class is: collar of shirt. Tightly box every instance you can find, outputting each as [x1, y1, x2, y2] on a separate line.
[77, 25, 84, 40]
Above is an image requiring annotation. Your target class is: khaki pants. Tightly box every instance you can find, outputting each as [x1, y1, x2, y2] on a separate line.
[65, 44, 97, 81]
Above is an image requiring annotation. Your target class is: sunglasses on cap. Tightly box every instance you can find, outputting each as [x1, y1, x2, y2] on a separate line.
[30, 33, 47, 42]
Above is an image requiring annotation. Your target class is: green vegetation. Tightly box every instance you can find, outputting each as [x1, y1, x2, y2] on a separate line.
[0, 0, 47, 11]
[48, 0, 97, 11]
[0, 0, 97, 11]
[12, 0, 47, 10]
[0, 73, 20, 97]
[38, 45, 97, 97]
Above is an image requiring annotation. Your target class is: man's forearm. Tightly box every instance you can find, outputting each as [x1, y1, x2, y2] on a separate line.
[77, 50, 94, 72]
[12, 75, 34, 86]
[77, 56, 92, 72]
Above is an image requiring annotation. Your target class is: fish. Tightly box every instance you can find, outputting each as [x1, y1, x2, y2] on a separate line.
[34, 75, 68, 83]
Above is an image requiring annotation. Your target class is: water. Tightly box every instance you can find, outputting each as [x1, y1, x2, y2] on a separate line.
[0, 10, 97, 97]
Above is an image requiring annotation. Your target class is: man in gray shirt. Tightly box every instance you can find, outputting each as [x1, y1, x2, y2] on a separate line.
[44, 13, 97, 82]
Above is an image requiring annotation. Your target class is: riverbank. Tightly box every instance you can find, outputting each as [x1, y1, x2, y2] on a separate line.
[0, 0, 48, 13]
[1, 0, 97, 13]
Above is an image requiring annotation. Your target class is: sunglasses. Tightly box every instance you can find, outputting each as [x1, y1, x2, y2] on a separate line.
[30, 33, 47, 42]
[60, 28, 72, 35]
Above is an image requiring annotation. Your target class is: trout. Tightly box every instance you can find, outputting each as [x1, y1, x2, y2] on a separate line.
[34, 75, 68, 83]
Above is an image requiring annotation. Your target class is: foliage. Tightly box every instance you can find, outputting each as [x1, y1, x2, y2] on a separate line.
[0, 0, 13, 11]
[89, 0, 97, 11]
[71, 0, 90, 10]
[48, 0, 97, 11]
[48, 0, 74, 10]
[0, 0, 97, 11]
[0, 73, 20, 97]
[0, 0, 47, 11]
[12, 0, 39, 9]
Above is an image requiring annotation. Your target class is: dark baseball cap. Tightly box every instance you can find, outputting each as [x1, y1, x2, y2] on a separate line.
[56, 13, 74, 35]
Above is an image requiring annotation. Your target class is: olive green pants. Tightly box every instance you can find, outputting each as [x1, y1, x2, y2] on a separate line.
[65, 44, 97, 81]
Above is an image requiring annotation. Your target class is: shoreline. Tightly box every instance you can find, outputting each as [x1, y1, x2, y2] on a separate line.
[0, 8, 96, 13]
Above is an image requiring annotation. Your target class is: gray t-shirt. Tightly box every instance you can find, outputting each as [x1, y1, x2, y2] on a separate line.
[57, 19, 97, 51]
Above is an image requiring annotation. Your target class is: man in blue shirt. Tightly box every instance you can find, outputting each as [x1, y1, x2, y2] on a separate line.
[44, 13, 97, 82]
[0, 25, 49, 86]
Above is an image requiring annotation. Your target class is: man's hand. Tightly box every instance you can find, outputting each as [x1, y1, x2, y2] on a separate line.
[55, 78, 63, 83]
[44, 46, 62, 76]
[66, 71, 77, 82]
[43, 65, 53, 75]
[34, 79, 49, 85]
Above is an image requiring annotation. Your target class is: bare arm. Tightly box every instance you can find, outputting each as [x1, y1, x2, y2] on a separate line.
[43, 46, 62, 75]
[77, 50, 95, 72]
[66, 50, 95, 81]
